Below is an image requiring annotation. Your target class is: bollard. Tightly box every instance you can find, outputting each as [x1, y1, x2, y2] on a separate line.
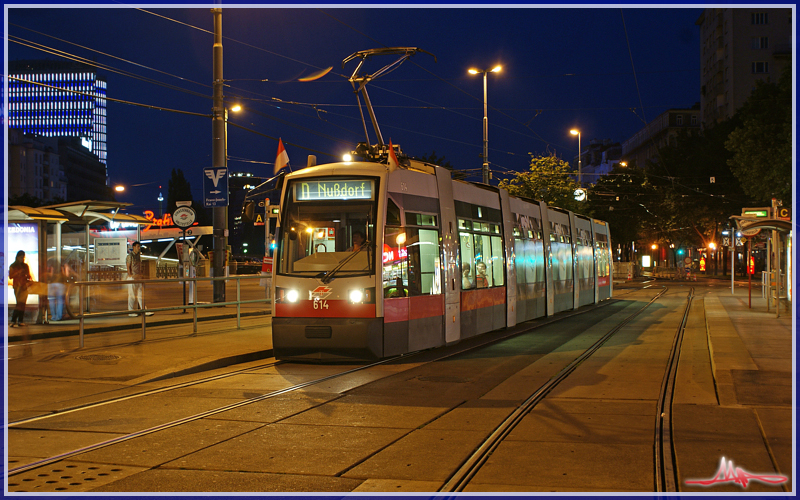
[79, 283, 85, 348]
[193, 276, 198, 334]
[141, 281, 147, 340]
[236, 277, 241, 329]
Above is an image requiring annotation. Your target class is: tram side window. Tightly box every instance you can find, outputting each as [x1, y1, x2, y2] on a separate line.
[460, 228, 476, 289]
[549, 223, 573, 282]
[383, 226, 408, 297]
[515, 234, 543, 285]
[458, 218, 505, 289]
[407, 228, 441, 296]
[596, 236, 610, 278]
[383, 227, 441, 297]
[514, 233, 526, 286]
[386, 198, 401, 226]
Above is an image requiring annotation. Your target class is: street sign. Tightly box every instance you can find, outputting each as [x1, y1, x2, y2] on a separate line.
[735, 236, 745, 247]
[173, 206, 196, 228]
[777, 207, 791, 220]
[722, 236, 731, 247]
[203, 167, 228, 207]
[741, 228, 761, 237]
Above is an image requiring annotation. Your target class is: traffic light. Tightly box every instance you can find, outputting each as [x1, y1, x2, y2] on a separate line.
[677, 248, 685, 256]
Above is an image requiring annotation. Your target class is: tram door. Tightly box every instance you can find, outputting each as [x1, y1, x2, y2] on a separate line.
[382, 224, 409, 356]
[382, 221, 444, 355]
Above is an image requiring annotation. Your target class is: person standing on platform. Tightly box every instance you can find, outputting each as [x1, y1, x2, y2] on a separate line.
[9, 250, 31, 327]
[126, 241, 152, 316]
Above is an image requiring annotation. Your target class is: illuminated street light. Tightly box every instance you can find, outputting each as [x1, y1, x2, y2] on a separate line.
[468, 65, 502, 184]
[570, 129, 581, 185]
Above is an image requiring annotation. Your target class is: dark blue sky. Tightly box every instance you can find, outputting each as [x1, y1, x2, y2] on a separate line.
[8, 6, 703, 213]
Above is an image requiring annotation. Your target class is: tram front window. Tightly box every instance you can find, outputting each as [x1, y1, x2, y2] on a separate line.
[277, 178, 378, 277]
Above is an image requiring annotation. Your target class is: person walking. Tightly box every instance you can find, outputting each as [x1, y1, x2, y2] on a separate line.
[46, 258, 68, 321]
[126, 241, 151, 316]
[9, 250, 32, 327]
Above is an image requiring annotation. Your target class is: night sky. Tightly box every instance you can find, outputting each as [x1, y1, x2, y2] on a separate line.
[7, 6, 703, 214]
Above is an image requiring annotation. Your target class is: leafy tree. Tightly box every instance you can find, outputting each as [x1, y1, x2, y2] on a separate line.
[725, 66, 792, 204]
[416, 151, 468, 180]
[498, 153, 582, 213]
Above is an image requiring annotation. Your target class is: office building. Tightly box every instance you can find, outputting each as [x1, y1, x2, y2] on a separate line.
[696, 8, 792, 128]
[8, 60, 108, 167]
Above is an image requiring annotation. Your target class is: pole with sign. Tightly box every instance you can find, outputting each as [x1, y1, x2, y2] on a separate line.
[173, 205, 196, 312]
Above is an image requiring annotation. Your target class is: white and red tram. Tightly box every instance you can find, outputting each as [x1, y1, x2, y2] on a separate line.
[271, 156, 612, 361]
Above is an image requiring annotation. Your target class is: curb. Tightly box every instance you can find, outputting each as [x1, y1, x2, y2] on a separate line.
[7, 310, 271, 343]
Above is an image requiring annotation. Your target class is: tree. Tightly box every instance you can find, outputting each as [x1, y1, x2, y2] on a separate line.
[646, 119, 752, 252]
[725, 66, 792, 204]
[416, 151, 468, 180]
[167, 168, 210, 226]
[498, 153, 582, 213]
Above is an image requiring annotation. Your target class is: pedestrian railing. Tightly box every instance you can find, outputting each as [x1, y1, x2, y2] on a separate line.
[74, 274, 271, 348]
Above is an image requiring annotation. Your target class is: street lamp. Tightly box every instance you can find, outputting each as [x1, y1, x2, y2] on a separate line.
[468, 64, 501, 184]
[570, 129, 581, 185]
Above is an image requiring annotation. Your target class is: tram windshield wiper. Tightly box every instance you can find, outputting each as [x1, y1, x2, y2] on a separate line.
[320, 240, 370, 284]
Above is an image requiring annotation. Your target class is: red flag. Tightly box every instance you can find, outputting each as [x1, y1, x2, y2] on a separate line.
[388, 140, 399, 171]
[274, 138, 290, 175]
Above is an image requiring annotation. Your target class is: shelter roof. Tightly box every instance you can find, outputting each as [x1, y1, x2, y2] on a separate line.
[8, 206, 76, 222]
[10, 201, 151, 226]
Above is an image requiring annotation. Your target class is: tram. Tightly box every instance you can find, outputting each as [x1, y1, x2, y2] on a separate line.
[270, 48, 612, 361]
[271, 155, 612, 361]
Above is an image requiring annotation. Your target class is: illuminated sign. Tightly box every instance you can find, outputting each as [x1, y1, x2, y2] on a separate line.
[382, 243, 408, 264]
[7, 222, 39, 305]
[296, 180, 373, 201]
[742, 208, 770, 218]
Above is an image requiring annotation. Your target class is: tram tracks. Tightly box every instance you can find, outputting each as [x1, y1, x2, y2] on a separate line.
[654, 286, 694, 492]
[439, 286, 677, 492]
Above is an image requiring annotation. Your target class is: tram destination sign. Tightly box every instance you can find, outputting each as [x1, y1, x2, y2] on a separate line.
[295, 179, 374, 201]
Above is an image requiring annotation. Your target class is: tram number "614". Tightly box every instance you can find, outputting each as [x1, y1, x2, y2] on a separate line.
[313, 299, 329, 310]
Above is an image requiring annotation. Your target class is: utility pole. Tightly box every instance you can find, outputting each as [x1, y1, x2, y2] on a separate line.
[211, 7, 227, 302]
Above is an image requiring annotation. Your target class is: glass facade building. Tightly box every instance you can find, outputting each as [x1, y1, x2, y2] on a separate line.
[8, 60, 108, 166]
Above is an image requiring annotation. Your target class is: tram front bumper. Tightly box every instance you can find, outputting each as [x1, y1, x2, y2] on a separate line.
[272, 317, 384, 362]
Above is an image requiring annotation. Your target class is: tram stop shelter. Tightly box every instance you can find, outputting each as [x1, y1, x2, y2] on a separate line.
[7, 201, 150, 322]
[731, 214, 793, 315]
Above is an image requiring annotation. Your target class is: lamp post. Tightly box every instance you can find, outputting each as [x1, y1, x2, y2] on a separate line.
[570, 129, 581, 185]
[469, 65, 501, 184]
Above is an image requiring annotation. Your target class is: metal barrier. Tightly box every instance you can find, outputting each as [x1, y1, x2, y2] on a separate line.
[75, 274, 270, 348]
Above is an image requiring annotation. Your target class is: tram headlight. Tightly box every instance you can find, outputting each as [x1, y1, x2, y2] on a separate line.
[349, 289, 364, 303]
[286, 289, 300, 303]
